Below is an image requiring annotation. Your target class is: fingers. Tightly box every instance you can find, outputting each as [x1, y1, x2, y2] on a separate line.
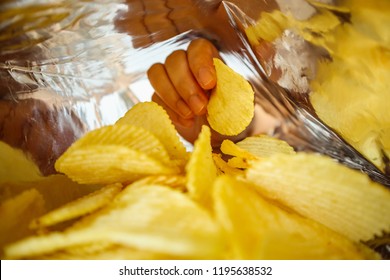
[187, 38, 220, 90]
[164, 50, 208, 115]
[151, 93, 194, 128]
[147, 63, 194, 119]
[147, 38, 220, 127]
[153, 93, 206, 144]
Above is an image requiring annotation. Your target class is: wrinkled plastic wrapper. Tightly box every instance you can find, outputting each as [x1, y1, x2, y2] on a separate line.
[0, 0, 389, 187]
[221, 0, 390, 188]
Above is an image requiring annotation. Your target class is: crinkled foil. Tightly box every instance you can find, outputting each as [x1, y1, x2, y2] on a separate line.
[1, 0, 389, 188]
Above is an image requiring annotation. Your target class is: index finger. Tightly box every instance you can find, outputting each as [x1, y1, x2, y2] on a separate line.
[187, 38, 220, 90]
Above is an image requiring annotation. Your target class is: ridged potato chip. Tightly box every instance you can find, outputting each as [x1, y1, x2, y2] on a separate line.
[245, 152, 390, 241]
[116, 102, 188, 162]
[0, 189, 46, 255]
[67, 124, 170, 164]
[130, 175, 187, 192]
[213, 175, 377, 259]
[220, 136, 294, 170]
[5, 185, 224, 259]
[31, 183, 123, 229]
[185, 126, 218, 209]
[55, 145, 179, 185]
[207, 58, 255, 136]
[236, 134, 295, 157]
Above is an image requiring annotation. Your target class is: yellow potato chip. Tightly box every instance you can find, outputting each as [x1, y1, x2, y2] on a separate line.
[31, 183, 123, 229]
[5, 185, 224, 259]
[0, 141, 42, 184]
[227, 157, 250, 169]
[116, 102, 188, 162]
[0, 174, 101, 211]
[212, 153, 244, 177]
[0, 189, 46, 255]
[35, 244, 177, 260]
[220, 139, 256, 159]
[220, 139, 257, 169]
[380, 128, 390, 160]
[185, 125, 218, 209]
[55, 145, 179, 185]
[245, 8, 341, 49]
[245, 152, 390, 242]
[130, 175, 187, 192]
[4, 229, 107, 259]
[207, 58, 255, 136]
[236, 134, 295, 157]
[245, 10, 289, 44]
[307, 0, 350, 13]
[213, 175, 377, 259]
[66, 124, 170, 165]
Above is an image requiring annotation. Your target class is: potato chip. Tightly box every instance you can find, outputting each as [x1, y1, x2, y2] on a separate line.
[220, 139, 257, 169]
[245, 152, 390, 242]
[5, 185, 224, 259]
[307, 0, 350, 13]
[226, 157, 250, 169]
[221, 139, 256, 159]
[116, 102, 188, 162]
[0, 189, 46, 255]
[130, 175, 187, 192]
[380, 128, 390, 161]
[220, 136, 294, 170]
[236, 134, 295, 157]
[212, 153, 244, 177]
[220, 139, 256, 159]
[0, 174, 101, 211]
[35, 244, 177, 260]
[0, 141, 42, 184]
[245, 10, 289, 44]
[245, 8, 341, 49]
[55, 145, 179, 185]
[67, 124, 170, 164]
[4, 229, 107, 259]
[207, 58, 255, 136]
[213, 175, 377, 259]
[185, 126, 218, 209]
[31, 183, 122, 229]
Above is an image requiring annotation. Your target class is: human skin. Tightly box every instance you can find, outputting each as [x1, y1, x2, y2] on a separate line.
[143, 0, 280, 146]
[147, 38, 279, 147]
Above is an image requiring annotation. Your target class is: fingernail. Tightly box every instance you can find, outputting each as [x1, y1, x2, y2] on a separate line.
[189, 94, 206, 115]
[176, 99, 193, 118]
[198, 67, 214, 88]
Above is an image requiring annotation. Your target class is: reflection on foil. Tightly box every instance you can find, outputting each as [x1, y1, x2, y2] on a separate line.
[221, 1, 390, 187]
[0, 0, 202, 174]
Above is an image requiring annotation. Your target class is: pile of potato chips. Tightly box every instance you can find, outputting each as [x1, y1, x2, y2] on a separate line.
[1, 99, 389, 260]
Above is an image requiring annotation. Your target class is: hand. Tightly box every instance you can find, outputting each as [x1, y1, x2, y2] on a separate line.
[147, 38, 221, 144]
[147, 38, 275, 147]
